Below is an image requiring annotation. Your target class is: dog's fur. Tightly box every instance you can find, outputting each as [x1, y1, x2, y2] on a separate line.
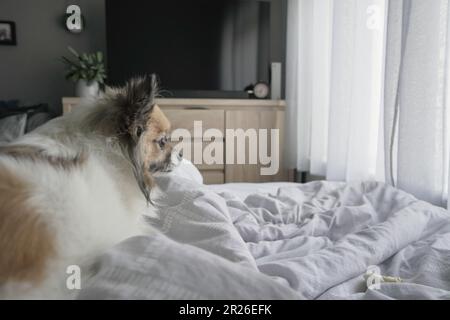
[0, 75, 180, 299]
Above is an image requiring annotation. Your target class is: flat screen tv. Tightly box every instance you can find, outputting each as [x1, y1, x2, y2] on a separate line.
[106, 0, 272, 97]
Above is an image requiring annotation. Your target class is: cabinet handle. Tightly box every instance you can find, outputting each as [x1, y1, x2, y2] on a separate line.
[183, 106, 209, 110]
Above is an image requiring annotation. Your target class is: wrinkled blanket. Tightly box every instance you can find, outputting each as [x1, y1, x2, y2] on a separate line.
[78, 168, 450, 300]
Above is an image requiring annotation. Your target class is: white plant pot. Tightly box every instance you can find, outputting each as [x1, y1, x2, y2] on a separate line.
[75, 80, 99, 98]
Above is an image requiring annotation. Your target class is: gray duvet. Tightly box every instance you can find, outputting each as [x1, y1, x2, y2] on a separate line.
[78, 168, 450, 300]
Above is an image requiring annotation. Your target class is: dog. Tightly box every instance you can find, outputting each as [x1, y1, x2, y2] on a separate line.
[0, 75, 182, 299]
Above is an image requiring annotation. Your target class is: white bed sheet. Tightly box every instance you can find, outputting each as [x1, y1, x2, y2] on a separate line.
[78, 162, 450, 300]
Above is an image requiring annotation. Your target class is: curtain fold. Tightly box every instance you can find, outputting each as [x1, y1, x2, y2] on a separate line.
[384, 0, 450, 207]
[286, 0, 311, 171]
[309, 0, 333, 176]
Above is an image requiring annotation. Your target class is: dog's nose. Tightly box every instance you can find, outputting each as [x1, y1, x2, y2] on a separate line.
[177, 149, 183, 160]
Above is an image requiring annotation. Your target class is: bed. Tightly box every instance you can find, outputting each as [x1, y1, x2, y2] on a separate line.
[78, 160, 450, 300]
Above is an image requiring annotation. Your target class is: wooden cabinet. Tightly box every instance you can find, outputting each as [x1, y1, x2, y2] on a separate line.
[162, 109, 225, 138]
[224, 110, 287, 183]
[62, 97, 289, 184]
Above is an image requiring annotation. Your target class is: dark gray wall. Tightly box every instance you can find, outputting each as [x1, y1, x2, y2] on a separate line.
[0, 0, 106, 115]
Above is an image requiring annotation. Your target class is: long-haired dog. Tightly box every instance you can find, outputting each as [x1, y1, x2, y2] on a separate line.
[0, 75, 181, 299]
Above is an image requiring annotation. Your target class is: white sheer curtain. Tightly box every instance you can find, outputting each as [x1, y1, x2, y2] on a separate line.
[286, 0, 450, 208]
[286, 0, 387, 180]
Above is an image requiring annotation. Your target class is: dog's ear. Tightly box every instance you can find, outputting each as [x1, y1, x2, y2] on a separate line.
[118, 74, 159, 139]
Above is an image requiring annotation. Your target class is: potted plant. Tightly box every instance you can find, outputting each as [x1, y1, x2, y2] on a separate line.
[62, 47, 106, 98]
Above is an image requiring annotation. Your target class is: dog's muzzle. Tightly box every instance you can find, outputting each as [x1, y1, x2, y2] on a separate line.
[149, 149, 183, 173]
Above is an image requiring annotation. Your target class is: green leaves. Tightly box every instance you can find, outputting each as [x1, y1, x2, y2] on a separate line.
[61, 46, 107, 84]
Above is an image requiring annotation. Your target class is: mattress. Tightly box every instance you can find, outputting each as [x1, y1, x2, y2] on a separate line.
[78, 161, 450, 300]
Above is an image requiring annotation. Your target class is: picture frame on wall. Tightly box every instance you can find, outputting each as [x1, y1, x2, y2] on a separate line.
[0, 21, 17, 46]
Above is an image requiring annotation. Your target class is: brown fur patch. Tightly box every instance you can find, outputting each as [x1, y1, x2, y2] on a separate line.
[140, 104, 173, 188]
[0, 145, 86, 170]
[145, 106, 172, 166]
[146, 105, 171, 135]
[0, 166, 55, 284]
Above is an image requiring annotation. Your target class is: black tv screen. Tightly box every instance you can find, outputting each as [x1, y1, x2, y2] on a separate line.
[106, 0, 271, 94]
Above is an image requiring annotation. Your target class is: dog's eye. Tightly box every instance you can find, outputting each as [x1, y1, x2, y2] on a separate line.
[157, 136, 167, 149]
[136, 126, 143, 137]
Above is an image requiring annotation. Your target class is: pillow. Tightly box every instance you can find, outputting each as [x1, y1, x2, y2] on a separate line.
[0, 103, 52, 133]
[167, 158, 203, 184]
[0, 113, 27, 143]
[26, 112, 52, 133]
[24, 104, 52, 133]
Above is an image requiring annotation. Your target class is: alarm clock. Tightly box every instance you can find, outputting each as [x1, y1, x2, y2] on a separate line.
[253, 82, 270, 99]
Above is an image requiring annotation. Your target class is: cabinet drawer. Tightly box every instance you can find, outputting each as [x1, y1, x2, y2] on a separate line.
[201, 170, 225, 184]
[163, 110, 225, 139]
